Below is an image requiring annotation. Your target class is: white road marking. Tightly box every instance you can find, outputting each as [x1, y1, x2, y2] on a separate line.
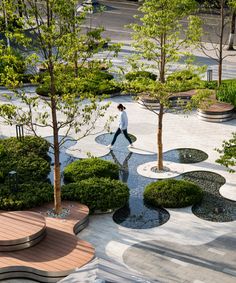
[223, 268, 236, 276]
[103, 10, 123, 15]
[81, 24, 132, 34]
[208, 248, 226, 256]
[170, 258, 189, 267]
[99, 0, 139, 8]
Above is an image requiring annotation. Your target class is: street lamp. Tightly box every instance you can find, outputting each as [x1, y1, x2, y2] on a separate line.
[8, 171, 18, 192]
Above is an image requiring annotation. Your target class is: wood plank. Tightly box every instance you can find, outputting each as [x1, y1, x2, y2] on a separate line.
[0, 201, 95, 278]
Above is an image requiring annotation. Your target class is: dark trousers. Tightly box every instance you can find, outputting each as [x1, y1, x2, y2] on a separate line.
[111, 128, 132, 145]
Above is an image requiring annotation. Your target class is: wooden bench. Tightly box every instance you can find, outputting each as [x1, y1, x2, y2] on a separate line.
[138, 90, 197, 110]
[0, 201, 94, 282]
[197, 98, 235, 122]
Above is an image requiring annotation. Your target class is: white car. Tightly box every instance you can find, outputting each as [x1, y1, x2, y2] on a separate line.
[76, 0, 98, 14]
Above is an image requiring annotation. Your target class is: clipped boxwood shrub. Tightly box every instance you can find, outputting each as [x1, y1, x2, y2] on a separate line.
[0, 182, 53, 210]
[125, 71, 157, 81]
[0, 136, 50, 160]
[62, 177, 129, 212]
[11, 155, 50, 183]
[167, 70, 203, 92]
[167, 70, 198, 81]
[64, 158, 119, 183]
[0, 136, 50, 183]
[36, 83, 64, 97]
[144, 179, 203, 208]
[36, 68, 118, 97]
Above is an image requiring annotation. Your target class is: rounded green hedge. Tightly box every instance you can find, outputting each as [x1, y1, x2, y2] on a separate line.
[36, 69, 120, 97]
[64, 158, 119, 183]
[0, 136, 50, 184]
[144, 179, 203, 208]
[62, 177, 129, 213]
[0, 182, 53, 210]
[125, 71, 157, 81]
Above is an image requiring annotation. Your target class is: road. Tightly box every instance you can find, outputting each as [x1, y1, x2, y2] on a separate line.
[85, 0, 231, 43]
[84, 0, 236, 81]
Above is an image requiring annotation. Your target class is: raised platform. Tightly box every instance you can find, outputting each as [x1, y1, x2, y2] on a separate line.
[0, 201, 94, 282]
[0, 211, 46, 251]
[138, 90, 196, 110]
[198, 101, 235, 122]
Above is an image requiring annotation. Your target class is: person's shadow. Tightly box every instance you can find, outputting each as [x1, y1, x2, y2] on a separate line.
[110, 150, 133, 183]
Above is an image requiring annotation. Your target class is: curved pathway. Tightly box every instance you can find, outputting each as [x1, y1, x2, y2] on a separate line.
[124, 233, 236, 283]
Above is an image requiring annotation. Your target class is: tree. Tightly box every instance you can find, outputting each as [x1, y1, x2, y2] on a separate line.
[125, 0, 204, 171]
[227, 0, 236, 50]
[0, 0, 118, 214]
[216, 132, 236, 172]
[200, 0, 236, 85]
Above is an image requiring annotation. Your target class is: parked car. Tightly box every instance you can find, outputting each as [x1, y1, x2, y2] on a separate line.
[76, 0, 99, 14]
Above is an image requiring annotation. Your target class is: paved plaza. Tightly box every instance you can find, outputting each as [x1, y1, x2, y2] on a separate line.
[0, 1, 236, 281]
[0, 93, 235, 282]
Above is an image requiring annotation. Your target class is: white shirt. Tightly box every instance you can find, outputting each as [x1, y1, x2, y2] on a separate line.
[119, 110, 128, 130]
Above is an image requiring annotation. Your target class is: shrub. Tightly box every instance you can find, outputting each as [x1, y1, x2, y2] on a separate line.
[217, 80, 236, 107]
[20, 73, 45, 84]
[125, 71, 157, 81]
[167, 70, 203, 92]
[64, 158, 119, 183]
[0, 136, 50, 159]
[0, 48, 26, 84]
[11, 155, 50, 183]
[36, 83, 64, 97]
[0, 182, 53, 210]
[167, 70, 198, 81]
[203, 80, 217, 89]
[36, 68, 118, 96]
[76, 70, 119, 95]
[62, 177, 129, 212]
[0, 136, 50, 183]
[144, 179, 203, 208]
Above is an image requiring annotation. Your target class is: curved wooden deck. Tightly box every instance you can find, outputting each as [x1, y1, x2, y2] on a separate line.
[198, 99, 235, 122]
[0, 211, 46, 251]
[0, 201, 95, 282]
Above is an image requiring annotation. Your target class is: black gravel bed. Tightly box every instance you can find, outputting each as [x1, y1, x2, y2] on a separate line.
[177, 171, 236, 222]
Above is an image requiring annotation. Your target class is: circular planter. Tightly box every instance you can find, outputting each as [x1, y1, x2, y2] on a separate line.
[197, 101, 234, 122]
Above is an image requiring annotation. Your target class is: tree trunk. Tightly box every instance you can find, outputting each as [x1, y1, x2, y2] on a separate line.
[73, 5, 78, 77]
[218, 59, 223, 86]
[159, 34, 166, 83]
[157, 104, 164, 170]
[157, 33, 166, 170]
[47, 0, 61, 214]
[227, 10, 236, 50]
[52, 109, 61, 215]
[50, 85, 61, 214]
[49, 66, 61, 214]
[74, 51, 78, 77]
[2, 0, 10, 48]
[218, 0, 224, 86]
